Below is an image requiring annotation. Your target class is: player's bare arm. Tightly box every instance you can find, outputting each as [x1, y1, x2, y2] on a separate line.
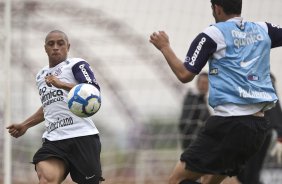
[45, 74, 75, 91]
[150, 31, 195, 83]
[6, 106, 45, 138]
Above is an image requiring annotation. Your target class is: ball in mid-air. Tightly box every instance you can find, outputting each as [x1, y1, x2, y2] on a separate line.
[67, 83, 101, 117]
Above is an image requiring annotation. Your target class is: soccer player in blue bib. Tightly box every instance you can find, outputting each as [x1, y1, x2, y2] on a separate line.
[150, 0, 282, 183]
[7, 30, 104, 184]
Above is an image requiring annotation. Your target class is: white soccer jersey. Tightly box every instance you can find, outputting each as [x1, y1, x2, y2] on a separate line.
[36, 58, 99, 141]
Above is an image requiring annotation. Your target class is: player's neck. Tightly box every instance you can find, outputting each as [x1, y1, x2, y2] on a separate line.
[49, 59, 65, 68]
[222, 14, 241, 22]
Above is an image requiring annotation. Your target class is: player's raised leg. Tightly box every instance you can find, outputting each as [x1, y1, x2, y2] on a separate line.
[168, 161, 227, 184]
[36, 158, 67, 184]
[168, 161, 202, 184]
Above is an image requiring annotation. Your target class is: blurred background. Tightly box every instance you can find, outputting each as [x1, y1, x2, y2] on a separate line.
[0, 0, 282, 183]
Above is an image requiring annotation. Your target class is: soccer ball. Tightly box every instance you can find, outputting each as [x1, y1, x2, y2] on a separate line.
[67, 83, 101, 117]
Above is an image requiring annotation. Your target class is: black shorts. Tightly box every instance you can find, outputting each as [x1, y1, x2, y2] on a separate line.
[33, 134, 103, 184]
[180, 115, 269, 176]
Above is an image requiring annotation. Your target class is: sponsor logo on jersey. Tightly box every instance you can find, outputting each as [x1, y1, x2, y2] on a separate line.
[189, 37, 206, 66]
[54, 67, 62, 76]
[47, 117, 74, 133]
[232, 30, 264, 48]
[79, 64, 92, 84]
[238, 87, 272, 99]
[39, 87, 64, 107]
[209, 68, 218, 75]
[240, 56, 260, 68]
[247, 75, 259, 81]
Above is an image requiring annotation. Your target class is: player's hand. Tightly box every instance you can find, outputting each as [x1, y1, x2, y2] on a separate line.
[45, 74, 63, 88]
[6, 124, 28, 138]
[149, 31, 170, 51]
[270, 141, 282, 164]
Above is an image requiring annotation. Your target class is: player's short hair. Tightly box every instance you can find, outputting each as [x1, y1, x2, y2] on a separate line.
[210, 0, 242, 15]
[45, 30, 69, 43]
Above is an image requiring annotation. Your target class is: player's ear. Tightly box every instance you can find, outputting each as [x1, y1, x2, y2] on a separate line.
[213, 4, 222, 16]
[67, 43, 70, 51]
[44, 44, 48, 53]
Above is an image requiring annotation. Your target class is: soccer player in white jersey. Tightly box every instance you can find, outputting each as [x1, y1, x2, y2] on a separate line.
[150, 0, 282, 183]
[7, 30, 104, 184]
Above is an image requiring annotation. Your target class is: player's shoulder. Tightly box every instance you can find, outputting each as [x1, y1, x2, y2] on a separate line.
[253, 21, 268, 32]
[201, 25, 224, 43]
[36, 65, 49, 80]
[254, 21, 281, 33]
[66, 57, 87, 64]
[66, 58, 88, 67]
[202, 25, 221, 35]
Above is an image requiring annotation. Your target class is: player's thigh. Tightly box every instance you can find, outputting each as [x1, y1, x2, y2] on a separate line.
[168, 161, 203, 184]
[36, 157, 67, 183]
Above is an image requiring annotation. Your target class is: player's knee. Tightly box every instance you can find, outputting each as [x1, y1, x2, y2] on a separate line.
[37, 170, 64, 184]
[38, 176, 64, 184]
[37, 174, 53, 184]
